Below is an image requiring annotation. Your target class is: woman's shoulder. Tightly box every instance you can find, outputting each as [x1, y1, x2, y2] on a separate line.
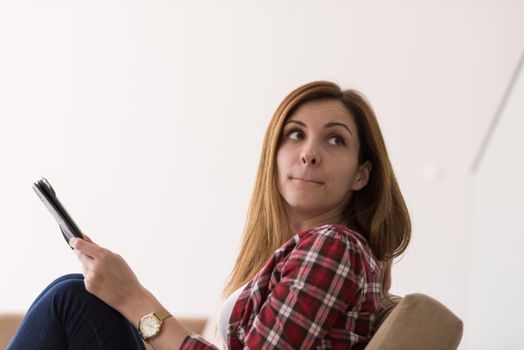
[297, 223, 368, 247]
[295, 223, 381, 272]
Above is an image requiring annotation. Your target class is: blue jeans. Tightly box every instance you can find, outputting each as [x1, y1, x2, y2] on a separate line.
[7, 273, 146, 349]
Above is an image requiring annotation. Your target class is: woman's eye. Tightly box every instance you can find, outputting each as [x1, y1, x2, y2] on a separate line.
[287, 129, 304, 141]
[328, 135, 346, 146]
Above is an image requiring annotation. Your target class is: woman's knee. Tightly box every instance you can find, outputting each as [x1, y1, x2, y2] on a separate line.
[23, 277, 92, 330]
[48, 273, 84, 288]
[48, 277, 89, 303]
[27, 273, 85, 312]
[45, 277, 102, 320]
[46, 278, 135, 339]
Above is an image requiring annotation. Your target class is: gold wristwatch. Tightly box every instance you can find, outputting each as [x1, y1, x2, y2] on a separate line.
[138, 308, 172, 343]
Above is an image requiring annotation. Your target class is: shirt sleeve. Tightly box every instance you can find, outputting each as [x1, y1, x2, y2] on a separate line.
[243, 226, 366, 350]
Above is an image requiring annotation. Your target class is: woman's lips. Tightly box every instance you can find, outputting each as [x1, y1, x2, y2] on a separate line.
[291, 177, 324, 185]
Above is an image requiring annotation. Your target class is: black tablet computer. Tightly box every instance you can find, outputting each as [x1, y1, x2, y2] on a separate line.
[33, 177, 84, 247]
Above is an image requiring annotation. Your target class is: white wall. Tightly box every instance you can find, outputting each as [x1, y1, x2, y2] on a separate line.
[0, 1, 523, 349]
[469, 56, 524, 349]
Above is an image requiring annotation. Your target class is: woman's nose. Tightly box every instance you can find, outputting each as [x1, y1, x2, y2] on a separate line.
[300, 149, 320, 166]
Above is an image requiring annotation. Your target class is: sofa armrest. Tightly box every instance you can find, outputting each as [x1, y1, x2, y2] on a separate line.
[0, 313, 24, 349]
[365, 293, 463, 350]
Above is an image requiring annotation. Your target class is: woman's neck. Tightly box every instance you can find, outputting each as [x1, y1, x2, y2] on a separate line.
[285, 207, 348, 235]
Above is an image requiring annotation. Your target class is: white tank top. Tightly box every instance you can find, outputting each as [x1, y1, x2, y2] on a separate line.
[217, 283, 248, 343]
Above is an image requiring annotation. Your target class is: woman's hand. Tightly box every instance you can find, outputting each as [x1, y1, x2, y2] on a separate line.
[69, 236, 191, 347]
[69, 235, 159, 324]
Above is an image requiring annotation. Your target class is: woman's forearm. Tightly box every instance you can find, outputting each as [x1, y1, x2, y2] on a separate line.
[148, 317, 191, 350]
[120, 286, 191, 350]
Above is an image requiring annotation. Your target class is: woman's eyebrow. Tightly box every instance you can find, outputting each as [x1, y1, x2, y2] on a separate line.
[285, 120, 353, 136]
[325, 122, 353, 136]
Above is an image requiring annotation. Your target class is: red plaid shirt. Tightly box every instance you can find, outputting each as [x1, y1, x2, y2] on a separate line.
[181, 224, 383, 349]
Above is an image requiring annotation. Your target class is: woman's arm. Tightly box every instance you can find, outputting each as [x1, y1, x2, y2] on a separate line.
[69, 236, 216, 350]
[241, 227, 367, 349]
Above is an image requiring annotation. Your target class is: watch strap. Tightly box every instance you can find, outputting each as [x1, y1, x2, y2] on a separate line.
[154, 308, 172, 322]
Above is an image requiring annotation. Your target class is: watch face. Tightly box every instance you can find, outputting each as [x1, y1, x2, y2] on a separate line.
[140, 314, 160, 338]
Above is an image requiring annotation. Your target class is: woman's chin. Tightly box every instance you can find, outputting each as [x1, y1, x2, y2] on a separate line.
[284, 201, 328, 217]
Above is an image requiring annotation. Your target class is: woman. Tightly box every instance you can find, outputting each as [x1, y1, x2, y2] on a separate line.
[8, 80, 410, 349]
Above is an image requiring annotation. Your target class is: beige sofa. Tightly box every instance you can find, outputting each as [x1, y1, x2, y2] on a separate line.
[0, 293, 463, 349]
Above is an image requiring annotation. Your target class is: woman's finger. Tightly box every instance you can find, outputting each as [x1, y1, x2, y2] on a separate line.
[80, 262, 89, 277]
[82, 233, 96, 244]
[70, 238, 105, 259]
[75, 250, 94, 270]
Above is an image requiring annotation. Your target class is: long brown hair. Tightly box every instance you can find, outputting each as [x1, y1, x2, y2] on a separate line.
[223, 81, 411, 306]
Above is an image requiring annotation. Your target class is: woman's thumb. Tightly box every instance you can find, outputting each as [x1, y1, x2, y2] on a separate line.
[82, 233, 94, 243]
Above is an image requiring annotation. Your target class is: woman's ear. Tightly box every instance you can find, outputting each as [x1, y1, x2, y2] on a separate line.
[351, 161, 372, 191]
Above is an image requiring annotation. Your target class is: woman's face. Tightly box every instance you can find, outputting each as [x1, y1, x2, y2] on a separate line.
[276, 99, 371, 224]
